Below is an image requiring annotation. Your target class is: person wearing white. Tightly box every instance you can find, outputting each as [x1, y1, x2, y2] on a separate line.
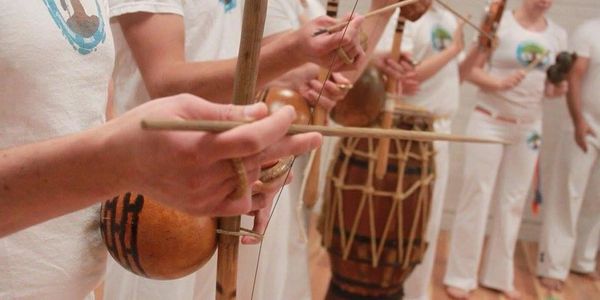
[537, 18, 600, 291]
[0, 0, 114, 299]
[103, 0, 360, 299]
[375, 4, 476, 300]
[104, 2, 243, 297]
[443, 1, 567, 298]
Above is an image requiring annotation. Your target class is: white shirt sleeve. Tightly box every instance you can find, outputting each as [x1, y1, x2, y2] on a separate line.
[109, 0, 184, 18]
[264, 0, 299, 37]
[571, 21, 593, 58]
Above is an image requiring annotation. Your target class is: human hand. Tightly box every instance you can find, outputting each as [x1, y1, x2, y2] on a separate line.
[574, 119, 596, 152]
[296, 13, 366, 71]
[241, 172, 293, 244]
[497, 70, 526, 90]
[450, 19, 466, 54]
[300, 71, 352, 111]
[105, 94, 322, 217]
[544, 80, 568, 98]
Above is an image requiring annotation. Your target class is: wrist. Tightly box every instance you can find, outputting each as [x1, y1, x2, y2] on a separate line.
[91, 123, 132, 196]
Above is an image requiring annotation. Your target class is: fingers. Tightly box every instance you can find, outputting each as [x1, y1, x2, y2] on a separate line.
[181, 96, 269, 122]
[205, 106, 297, 161]
[241, 207, 269, 244]
[243, 133, 322, 171]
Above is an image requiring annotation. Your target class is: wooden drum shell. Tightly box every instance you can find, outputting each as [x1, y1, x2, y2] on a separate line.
[321, 107, 436, 299]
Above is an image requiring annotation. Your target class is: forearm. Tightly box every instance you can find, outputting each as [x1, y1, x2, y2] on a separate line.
[458, 46, 488, 82]
[0, 129, 120, 237]
[466, 67, 501, 91]
[566, 76, 584, 125]
[414, 46, 461, 82]
[146, 32, 304, 102]
[344, 1, 395, 82]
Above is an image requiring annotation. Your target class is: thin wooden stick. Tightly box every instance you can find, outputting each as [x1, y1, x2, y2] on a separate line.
[141, 119, 510, 144]
[313, 0, 419, 36]
[435, 0, 495, 42]
[524, 50, 548, 73]
[216, 1, 268, 300]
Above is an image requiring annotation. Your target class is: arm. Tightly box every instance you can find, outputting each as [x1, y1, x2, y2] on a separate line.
[458, 45, 490, 82]
[0, 94, 321, 237]
[413, 20, 465, 82]
[566, 56, 594, 152]
[117, 13, 364, 103]
[466, 65, 526, 92]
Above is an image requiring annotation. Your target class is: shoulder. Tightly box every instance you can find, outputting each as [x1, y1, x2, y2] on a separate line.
[546, 17, 567, 43]
[574, 18, 600, 36]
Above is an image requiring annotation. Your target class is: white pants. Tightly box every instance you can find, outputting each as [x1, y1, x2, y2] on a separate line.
[103, 156, 312, 300]
[444, 111, 541, 292]
[537, 129, 600, 280]
[402, 119, 451, 300]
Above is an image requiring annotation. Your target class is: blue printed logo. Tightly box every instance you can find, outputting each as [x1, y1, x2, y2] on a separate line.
[516, 41, 549, 69]
[431, 25, 452, 51]
[219, 0, 237, 13]
[526, 131, 541, 151]
[43, 0, 106, 55]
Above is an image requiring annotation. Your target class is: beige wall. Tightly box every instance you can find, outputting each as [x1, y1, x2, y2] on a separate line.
[321, 0, 600, 241]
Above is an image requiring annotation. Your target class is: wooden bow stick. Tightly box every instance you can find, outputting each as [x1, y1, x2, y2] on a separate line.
[141, 119, 510, 144]
[314, 0, 419, 36]
[435, 0, 495, 42]
[216, 1, 268, 300]
[302, 0, 341, 210]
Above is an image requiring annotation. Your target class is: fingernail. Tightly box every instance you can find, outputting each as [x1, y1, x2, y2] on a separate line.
[243, 103, 266, 120]
[282, 105, 297, 119]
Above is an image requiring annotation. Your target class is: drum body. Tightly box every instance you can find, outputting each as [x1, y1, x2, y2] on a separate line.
[100, 193, 217, 280]
[321, 107, 436, 299]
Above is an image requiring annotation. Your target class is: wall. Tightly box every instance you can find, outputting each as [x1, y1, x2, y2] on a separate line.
[321, 0, 599, 241]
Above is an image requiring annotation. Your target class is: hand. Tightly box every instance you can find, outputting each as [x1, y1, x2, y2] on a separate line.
[105, 94, 322, 217]
[241, 172, 293, 245]
[497, 70, 526, 90]
[274, 63, 352, 111]
[372, 51, 415, 81]
[450, 19, 466, 54]
[544, 80, 568, 98]
[300, 71, 352, 111]
[296, 13, 366, 71]
[574, 119, 596, 152]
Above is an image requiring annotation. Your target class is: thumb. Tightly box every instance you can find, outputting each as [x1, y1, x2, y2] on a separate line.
[588, 126, 596, 137]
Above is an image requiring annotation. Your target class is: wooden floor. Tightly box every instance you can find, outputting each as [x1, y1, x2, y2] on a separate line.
[308, 214, 600, 300]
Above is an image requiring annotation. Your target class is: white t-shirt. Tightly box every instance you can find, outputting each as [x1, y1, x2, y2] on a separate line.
[105, 1, 320, 300]
[477, 11, 567, 121]
[110, 0, 243, 115]
[378, 5, 460, 117]
[570, 18, 600, 132]
[264, 0, 324, 37]
[0, 0, 114, 299]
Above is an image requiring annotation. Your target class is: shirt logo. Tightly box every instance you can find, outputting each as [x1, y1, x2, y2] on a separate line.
[43, 0, 106, 55]
[219, 0, 237, 13]
[516, 41, 549, 69]
[526, 131, 542, 151]
[431, 25, 452, 51]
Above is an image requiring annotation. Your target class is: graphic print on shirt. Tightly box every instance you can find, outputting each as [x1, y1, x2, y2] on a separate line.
[431, 25, 452, 51]
[219, 0, 237, 13]
[43, 0, 107, 55]
[516, 41, 549, 69]
[526, 131, 541, 151]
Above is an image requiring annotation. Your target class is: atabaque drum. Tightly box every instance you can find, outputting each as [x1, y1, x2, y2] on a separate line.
[321, 105, 436, 299]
